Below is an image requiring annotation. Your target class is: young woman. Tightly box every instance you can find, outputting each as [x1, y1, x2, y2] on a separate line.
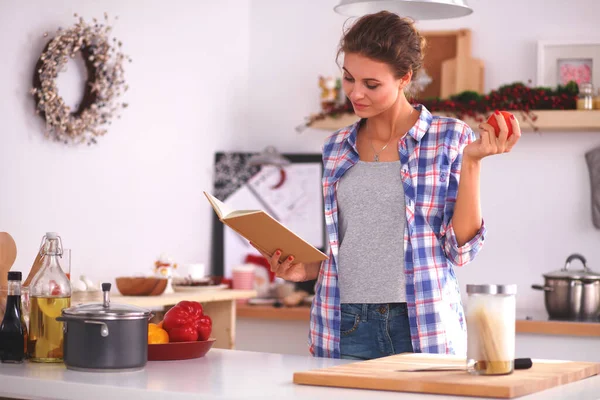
[252, 11, 521, 359]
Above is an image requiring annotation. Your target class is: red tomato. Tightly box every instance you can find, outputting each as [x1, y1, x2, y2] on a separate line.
[486, 111, 514, 138]
[50, 280, 60, 296]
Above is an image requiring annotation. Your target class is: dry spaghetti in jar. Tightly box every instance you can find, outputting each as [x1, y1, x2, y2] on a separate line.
[466, 284, 517, 375]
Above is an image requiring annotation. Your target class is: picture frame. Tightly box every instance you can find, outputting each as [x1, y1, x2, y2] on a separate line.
[537, 40, 600, 90]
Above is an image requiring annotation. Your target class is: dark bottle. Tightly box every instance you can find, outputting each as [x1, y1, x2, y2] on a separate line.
[0, 271, 25, 363]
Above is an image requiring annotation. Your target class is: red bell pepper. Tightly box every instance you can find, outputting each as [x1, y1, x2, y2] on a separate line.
[197, 315, 212, 341]
[162, 301, 213, 342]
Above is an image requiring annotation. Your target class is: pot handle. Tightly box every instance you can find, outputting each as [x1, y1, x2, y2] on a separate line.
[84, 320, 110, 337]
[56, 316, 109, 337]
[531, 284, 554, 292]
[565, 253, 588, 271]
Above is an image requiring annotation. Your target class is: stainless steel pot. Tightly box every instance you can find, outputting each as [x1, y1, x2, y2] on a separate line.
[56, 282, 152, 372]
[532, 254, 600, 321]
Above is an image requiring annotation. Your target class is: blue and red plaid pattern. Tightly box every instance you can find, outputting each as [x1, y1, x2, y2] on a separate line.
[309, 104, 486, 358]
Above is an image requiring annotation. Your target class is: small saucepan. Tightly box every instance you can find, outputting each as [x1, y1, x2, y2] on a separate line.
[532, 254, 600, 321]
[57, 283, 153, 372]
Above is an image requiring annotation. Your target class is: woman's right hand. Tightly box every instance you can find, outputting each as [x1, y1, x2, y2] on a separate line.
[249, 242, 318, 282]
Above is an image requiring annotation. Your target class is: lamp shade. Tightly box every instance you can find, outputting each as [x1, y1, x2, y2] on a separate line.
[333, 0, 473, 19]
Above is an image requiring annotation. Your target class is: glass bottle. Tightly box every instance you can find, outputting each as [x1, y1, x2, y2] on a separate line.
[594, 88, 600, 110]
[466, 284, 517, 376]
[577, 83, 594, 110]
[28, 232, 71, 363]
[0, 271, 26, 363]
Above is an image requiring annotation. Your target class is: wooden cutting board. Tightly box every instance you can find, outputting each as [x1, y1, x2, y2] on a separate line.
[293, 353, 600, 398]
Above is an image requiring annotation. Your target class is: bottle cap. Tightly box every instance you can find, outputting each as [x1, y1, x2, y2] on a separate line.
[46, 232, 58, 239]
[7, 271, 22, 281]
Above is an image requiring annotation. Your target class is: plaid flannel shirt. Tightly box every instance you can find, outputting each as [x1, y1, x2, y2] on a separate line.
[308, 104, 486, 358]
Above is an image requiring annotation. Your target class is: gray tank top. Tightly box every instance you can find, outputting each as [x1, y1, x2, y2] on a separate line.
[337, 160, 406, 304]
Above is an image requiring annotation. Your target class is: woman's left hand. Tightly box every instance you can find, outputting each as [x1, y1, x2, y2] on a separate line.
[463, 111, 521, 161]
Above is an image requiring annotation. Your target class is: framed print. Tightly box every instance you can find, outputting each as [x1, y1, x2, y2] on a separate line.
[537, 40, 600, 89]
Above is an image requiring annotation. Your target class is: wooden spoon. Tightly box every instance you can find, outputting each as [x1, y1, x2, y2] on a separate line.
[23, 247, 44, 288]
[0, 232, 17, 321]
[0, 232, 17, 284]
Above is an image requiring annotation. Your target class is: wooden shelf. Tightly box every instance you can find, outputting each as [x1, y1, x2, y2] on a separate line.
[308, 110, 600, 132]
[516, 319, 600, 338]
[237, 304, 310, 321]
[236, 304, 600, 337]
[111, 289, 257, 308]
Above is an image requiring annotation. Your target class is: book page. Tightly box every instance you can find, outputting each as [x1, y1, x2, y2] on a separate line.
[228, 210, 261, 218]
[205, 191, 259, 219]
[221, 185, 265, 278]
[246, 164, 325, 249]
[204, 192, 233, 219]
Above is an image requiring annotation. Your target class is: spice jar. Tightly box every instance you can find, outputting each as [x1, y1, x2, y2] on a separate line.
[594, 88, 600, 110]
[466, 284, 517, 375]
[577, 83, 594, 110]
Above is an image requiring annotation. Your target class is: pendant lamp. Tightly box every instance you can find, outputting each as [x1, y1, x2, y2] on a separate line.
[333, 0, 473, 19]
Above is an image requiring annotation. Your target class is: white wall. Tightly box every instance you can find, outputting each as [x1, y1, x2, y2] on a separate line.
[247, 0, 600, 314]
[2, 0, 600, 324]
[0, 0, 250, 283]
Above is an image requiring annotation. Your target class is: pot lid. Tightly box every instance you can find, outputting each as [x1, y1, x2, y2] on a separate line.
[62, 282, 152, 320]
[543, 254, 600, 281]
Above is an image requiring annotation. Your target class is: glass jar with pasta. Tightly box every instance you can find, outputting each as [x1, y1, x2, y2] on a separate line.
[466, 284, 517, 375]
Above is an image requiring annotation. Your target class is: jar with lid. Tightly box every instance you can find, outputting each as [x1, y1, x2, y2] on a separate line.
[465, 284, 517, 375]
[577, 83, 594, 110]
[28, 232, 71, 362]
[594, 88, 600, 110]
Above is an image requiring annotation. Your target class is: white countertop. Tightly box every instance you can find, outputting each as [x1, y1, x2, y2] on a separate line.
[0, 349, 599, 400]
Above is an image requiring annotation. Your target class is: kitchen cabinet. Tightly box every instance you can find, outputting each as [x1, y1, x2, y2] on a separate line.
[0, 349, 599, 400]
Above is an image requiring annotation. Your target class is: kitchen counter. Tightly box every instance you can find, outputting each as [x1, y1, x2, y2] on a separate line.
[516, 310, 600, 337]
[237, 304, 600, 338]
[0, 349, 599, 400]
[110, 289, 257, 308]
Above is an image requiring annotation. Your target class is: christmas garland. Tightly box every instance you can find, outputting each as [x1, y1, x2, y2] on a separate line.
[303, 81, 580, 130]
[31, 13, 130, 145]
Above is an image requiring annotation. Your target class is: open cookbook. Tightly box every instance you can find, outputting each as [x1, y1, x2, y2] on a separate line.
[204, 191, 328, 264]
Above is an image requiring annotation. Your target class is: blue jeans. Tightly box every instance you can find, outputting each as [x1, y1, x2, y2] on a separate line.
[340, 303, 414, 360]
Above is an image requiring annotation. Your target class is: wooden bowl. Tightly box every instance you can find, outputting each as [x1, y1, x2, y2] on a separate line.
[148, 338, 216, 361]
[115, 277, 168, 296]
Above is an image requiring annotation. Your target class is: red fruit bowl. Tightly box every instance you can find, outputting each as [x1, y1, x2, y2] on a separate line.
[148, 338, 216, 361]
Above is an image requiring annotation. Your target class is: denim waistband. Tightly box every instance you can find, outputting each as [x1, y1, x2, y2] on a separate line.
[341, 303, 408, 321]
